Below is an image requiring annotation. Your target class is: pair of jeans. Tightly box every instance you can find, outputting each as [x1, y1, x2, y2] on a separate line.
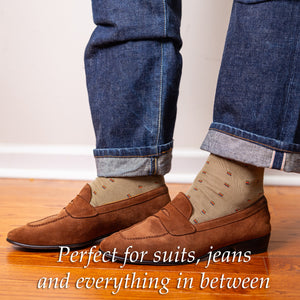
[84, 0, 300, 177]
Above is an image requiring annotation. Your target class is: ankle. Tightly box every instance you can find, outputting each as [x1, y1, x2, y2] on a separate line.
[89, 175, 165, 207]
[187, 154, 264, 224]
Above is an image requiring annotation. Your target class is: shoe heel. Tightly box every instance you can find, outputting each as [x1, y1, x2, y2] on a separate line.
[231, 234, 270, 254]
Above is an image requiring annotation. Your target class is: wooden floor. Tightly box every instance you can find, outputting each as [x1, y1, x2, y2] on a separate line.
[0, 179, 300, 300]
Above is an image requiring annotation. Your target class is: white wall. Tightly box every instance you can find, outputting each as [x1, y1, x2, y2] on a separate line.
[0, 0, 231, 146]
[177, 0, 232, 147]
[0, 1, 299, 185]
[0, 1, 94, 145]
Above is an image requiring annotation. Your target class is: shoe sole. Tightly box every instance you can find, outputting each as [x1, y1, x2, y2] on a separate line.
[6, 234, 110, 251]
[100, 234, 270, 266]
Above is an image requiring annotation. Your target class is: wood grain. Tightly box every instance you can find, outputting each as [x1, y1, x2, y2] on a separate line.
[0, 179, 300, 299]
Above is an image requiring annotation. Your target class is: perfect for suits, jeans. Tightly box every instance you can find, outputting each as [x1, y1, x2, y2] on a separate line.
[85, 0, 300, 176]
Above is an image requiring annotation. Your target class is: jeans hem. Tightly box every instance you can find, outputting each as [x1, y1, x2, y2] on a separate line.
[210, 123, 300, 153]
[93, 141, 173, 157]
[94, 142, 173, 177]
[201, 125, 300, 173]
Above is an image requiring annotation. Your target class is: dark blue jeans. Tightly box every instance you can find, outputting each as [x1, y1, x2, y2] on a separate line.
[84, 0, 300, 176]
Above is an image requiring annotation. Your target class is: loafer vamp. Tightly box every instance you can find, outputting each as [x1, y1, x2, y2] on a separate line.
[7, 210, 107, 246]
[100, 193, 271, 263]
[7, 184, 171, 249]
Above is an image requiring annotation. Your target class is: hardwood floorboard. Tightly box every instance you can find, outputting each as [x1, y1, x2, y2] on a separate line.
[0, 179, 299, 299]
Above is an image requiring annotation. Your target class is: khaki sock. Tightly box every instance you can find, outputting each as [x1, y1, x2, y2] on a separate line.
[187, 154, 264, 224]
[89, 175, 165, 207]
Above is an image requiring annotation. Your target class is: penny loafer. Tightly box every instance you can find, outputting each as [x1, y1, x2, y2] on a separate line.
[99, 192, 271, 264]
[7, 184, 171, 250]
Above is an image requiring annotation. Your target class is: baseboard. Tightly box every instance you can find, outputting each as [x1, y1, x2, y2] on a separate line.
[0, 144, 299, 186]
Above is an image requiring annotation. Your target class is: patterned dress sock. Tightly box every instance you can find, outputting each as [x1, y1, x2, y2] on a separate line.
[89, 175, 165, 207]
[187, 154, 264, 224]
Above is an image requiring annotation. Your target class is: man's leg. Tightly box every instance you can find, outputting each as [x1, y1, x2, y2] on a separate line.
[84, 0, 182, 207]
[202, 0, 300, 172]
[85, 0, 182, 177]
[6, 0, 183, 250]
[187, 0, 300, 223]
[100, 0, 299, 263]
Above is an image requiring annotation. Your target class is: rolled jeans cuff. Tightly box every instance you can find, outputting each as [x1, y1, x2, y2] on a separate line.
[93, 141, 173, 177]
[201, 123, 300, 173]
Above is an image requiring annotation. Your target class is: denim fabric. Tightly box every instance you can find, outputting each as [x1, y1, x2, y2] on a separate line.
[85, 0, 300, 176]
[84, 0, 182, 176]
[201, 0, 300, 173]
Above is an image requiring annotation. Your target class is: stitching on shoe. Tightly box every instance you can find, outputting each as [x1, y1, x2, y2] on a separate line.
[155, 212, 196, 236]
[194, 203, 268, 234]
[171, 193, 193, 218]
[77, 194, 92, 204]
[119, 231, 168, 240]
[27, 214, 58, 225]
[170, 202, 195, 227]
[28, 215, 68, 227]
[109, 200, 269, 243]
[150, 199, 268, 237]
[155, 203, 196, 235]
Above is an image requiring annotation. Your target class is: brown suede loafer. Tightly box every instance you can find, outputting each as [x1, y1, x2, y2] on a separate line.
[99, 192, 271, 265]
[7, 184, 170, 250]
